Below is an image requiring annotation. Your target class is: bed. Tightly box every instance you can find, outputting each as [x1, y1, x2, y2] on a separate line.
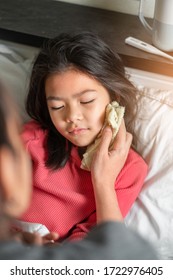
[0, 39, 173, 259]
[126, 68, 173, 260]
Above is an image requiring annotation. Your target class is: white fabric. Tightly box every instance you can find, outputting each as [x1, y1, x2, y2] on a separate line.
[0, 40, 38, 122]
[125, 77, 173, 259]
[13, 220, 50, 236]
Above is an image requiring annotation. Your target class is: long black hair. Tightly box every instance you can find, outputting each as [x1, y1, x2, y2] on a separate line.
[26, 32, 137, 170]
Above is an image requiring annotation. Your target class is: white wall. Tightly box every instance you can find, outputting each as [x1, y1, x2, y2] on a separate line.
[54, 0, 155, 18]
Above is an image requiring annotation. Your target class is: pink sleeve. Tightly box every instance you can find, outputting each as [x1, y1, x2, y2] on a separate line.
[21, 121, 41, 144]
[115, 149, 148, 217]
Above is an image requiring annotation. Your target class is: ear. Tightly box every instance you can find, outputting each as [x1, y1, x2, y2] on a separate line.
[0, 146, 21, 217]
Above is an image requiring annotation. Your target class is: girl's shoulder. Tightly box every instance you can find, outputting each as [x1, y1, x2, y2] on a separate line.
[126, 148, 148, 173]
[21, 120, 47, 143]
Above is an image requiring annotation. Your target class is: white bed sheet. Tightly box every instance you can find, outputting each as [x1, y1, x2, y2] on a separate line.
[126, 68, 173, 259]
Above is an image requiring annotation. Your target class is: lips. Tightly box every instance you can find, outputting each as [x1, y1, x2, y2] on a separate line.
[69, 127, 88, 135]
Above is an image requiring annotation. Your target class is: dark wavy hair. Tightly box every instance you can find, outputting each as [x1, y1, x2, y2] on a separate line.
[26, 32, 138, 170]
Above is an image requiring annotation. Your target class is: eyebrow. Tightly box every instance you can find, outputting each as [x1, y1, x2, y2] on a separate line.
[46, 89, 97, 101]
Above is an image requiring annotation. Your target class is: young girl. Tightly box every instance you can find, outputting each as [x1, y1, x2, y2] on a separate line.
[0, 80, 157, 259]
[19, 32, 148, 241]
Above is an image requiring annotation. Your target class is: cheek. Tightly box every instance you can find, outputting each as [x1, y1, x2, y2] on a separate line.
[91, 93, 110, 127]
[91, 105, 107, 127]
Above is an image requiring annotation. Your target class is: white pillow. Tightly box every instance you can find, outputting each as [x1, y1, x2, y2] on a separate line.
[125, 82, 173, 259]
[0, 40, 39, 122]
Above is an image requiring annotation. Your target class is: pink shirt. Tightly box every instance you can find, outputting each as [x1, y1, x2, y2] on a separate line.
[20, 121, 148, 241]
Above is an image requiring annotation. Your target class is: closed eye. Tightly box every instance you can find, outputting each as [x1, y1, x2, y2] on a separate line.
[80, 99, 95, 104]
[51, 105, 64, 110]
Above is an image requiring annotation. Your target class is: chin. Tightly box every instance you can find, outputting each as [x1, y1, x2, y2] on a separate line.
[69, 134, 98, 147]
[73, 142, 89, 147]
[70, 139, 91, 147]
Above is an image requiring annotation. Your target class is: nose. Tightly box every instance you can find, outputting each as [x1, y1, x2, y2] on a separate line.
[66, 104, 82, 123]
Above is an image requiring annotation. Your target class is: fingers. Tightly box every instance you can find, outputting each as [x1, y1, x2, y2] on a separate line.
[44, 232, 59, 240]
[17, 231, 59, 245]
[111, 119, 132, 151]
[22, 231, 43, 245]
[97, 126, 113, 153]
[43, 232, 59, 244]
[98, 119, 132, 153]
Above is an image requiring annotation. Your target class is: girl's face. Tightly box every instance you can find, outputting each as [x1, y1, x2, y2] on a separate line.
[45, 69, 111, 147]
